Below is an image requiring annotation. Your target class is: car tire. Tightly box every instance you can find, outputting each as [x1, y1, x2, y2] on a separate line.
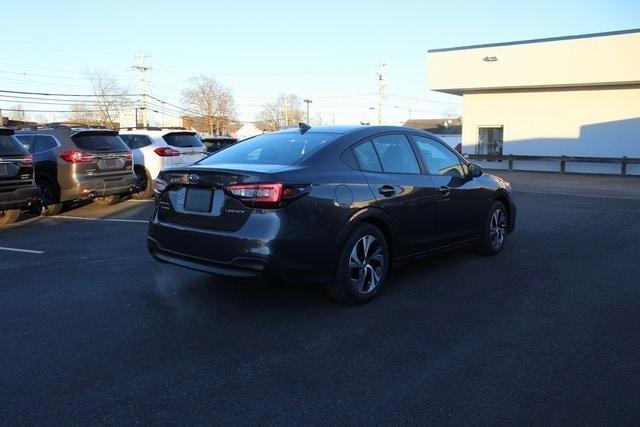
[326, 223, 389, 304]
[132, 168, 154, 199]
[93, 195, 121, 206]
[0, 209, 20, 228]
[34, 179, 63, 217]
[476, 200, 508, 255]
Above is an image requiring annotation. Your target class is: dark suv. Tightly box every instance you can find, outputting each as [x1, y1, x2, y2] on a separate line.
[15, 124, 137, 215]
[0, 128, 37, 227]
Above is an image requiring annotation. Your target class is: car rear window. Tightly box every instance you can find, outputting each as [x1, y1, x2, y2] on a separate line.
[199, 132, 338, 165]
[72, 133, 129, 152]
[163, 132, 204, 148]
[0, 135, 28, 156]
[120, 134, 152, 150]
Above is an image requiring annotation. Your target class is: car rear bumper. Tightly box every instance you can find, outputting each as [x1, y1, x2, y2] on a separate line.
[61, 173, 138, 201]
[0, 184, 38, 211]
[148, 237, 269, 278]
[147, 209, 338, 284]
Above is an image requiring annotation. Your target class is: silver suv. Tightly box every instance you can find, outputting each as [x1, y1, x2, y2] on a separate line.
[15, 124, 137, 215]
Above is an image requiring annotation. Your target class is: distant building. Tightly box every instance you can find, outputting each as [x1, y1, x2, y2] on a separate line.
[234, 122, 264, 140]
[403, 118, 461, 150]
[428, 28, 640, 174]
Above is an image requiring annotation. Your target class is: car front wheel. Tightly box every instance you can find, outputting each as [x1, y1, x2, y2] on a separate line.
[327, 223, 389, 304]
[476, 201, 508, 255]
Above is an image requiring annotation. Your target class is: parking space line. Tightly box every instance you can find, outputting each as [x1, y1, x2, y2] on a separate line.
[125, 199, 155, 203]
[53, 216, 148, 224]
[0, 246, 44, 254]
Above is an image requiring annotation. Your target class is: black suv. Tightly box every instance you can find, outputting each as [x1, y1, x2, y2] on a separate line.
[0, 128, 37, 227]
[15, 124, 137, 215]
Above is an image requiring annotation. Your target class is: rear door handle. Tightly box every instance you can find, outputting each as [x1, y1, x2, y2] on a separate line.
[438, 186, 451, 197]
[378, 185, 397, 197]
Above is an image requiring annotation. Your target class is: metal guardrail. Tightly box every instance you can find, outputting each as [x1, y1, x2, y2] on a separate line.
[467, 154, 640, 176]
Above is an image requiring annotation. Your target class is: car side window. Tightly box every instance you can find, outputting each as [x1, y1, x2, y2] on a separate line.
[15, 135, 35, 153]
[353, 141, 382, 172]
[34, 135, 58, 153]
[371, 134, 420, 174]
[412, 135, 465, 178]
[120, 134, 151, 149]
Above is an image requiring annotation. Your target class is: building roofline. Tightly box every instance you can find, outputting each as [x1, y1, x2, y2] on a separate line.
[428, 28, 640, 53]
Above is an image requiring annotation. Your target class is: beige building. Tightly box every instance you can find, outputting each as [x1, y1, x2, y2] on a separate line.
[427, 29, 640, 174]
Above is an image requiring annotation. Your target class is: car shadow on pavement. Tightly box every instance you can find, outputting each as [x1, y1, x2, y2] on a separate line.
[144, 245, 484, 318]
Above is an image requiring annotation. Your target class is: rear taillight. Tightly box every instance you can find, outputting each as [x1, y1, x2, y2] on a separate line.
[154, 147, 181, 157]
[21, 154, 33, 167]
[226, 183, 283, 207]
[60, 150, 95, 163]
[153, 178, 168, 193]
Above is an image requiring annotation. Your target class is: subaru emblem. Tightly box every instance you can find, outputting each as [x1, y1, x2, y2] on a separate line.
[188, 174, 199, 184]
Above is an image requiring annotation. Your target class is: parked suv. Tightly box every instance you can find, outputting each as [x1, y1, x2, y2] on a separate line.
[119, 128, 206, 199]
[15, 124, 137, 215]
[0, 128, 37, 227]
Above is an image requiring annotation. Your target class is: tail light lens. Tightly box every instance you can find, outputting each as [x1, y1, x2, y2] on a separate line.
[60, 150, 95, 163]
[153, 178, 168, 193]
[226, 183, 283, 207]
[154, 147, 181, 157]
[21, 154, 33, 167]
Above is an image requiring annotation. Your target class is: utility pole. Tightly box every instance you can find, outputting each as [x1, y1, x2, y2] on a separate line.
[132, 51, 151, 128]
[303, 99, 312, 123]
[376, 64, 386, 125]
[283, 96, 289, 127]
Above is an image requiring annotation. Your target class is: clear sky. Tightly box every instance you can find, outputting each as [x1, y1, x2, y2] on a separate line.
[1, 0, 639, 125]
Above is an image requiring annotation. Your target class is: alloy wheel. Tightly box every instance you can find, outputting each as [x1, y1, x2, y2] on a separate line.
[489, 208, 507, 249]
[348, 235, 385, 294]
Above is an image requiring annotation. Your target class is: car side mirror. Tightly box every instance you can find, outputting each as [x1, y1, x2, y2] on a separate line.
[468, 163, 483, 178]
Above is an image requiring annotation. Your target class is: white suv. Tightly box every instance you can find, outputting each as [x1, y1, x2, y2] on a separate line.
[119, 128, 207, 198]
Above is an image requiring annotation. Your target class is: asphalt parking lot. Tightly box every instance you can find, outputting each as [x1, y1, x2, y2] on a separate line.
[2, 171, 640, 424]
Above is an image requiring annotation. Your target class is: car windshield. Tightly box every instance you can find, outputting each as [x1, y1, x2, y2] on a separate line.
[163, 132, 204, 148]
[72, 133, 129, 152]
[0, 135, 28, 156]
[199, 132, 338, 165]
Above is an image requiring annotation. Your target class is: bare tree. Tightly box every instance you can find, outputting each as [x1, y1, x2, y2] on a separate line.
[87, 70, 128, 127]
[68, 103, 99, 125]
[256, 94, 304, 131]
[9, 104, 26, 122]
[182, 76, 236, 135]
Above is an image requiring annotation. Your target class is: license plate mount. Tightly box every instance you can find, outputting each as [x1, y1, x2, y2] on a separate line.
[184, 188, 213, 213]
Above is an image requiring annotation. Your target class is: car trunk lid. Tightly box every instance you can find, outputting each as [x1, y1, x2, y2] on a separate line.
[69, 130, 133, 176]
[162, 132, 206, 167]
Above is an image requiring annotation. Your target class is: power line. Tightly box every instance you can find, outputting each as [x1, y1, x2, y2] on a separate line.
[0, 89, 137, 97]
[0, 108, 101, 113]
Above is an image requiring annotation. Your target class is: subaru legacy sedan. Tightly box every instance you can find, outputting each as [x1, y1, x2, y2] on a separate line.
[147, 125, 516, 303]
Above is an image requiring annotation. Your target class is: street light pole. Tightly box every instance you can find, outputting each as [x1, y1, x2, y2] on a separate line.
[303, 99, 312, 123]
